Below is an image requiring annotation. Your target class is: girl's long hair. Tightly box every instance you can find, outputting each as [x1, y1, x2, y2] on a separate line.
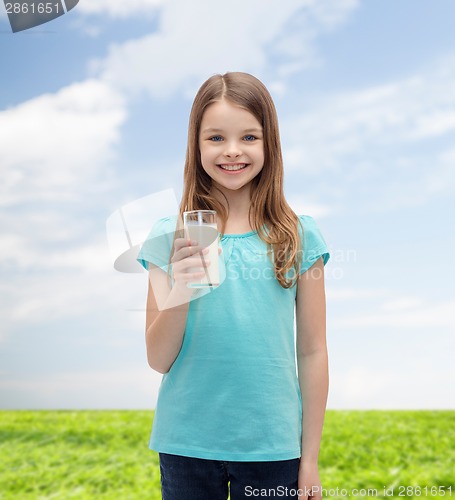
[170, 72, 303, 289]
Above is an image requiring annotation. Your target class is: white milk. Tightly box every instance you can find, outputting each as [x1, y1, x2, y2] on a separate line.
[184, 223, 220, 288]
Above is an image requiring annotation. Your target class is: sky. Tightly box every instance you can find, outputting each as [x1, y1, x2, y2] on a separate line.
[0, 0, 454, 410]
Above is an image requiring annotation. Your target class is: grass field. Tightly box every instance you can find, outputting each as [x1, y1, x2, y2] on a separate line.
[0, 410, 453, 499]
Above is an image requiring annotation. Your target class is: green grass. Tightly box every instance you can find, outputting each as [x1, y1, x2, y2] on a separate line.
[320, 411, 455, 499]
[0, 410, 160, 499]
[0, 410, 454, 499]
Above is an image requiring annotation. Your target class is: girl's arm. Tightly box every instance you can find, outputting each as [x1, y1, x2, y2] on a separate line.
[145, 267, 194, 374]
[295, 256, 328, 497]
[145, 240, 222, 374]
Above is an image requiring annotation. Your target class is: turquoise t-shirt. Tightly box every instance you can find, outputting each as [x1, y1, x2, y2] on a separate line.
[136, 214, 330, 461]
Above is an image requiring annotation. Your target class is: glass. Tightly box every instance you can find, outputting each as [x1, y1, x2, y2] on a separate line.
[183, 210, 220, 288]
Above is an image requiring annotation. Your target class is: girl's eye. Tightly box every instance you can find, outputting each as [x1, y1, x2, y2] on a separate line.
[243, 135, 256, 141]
[210, 136, 223, 142]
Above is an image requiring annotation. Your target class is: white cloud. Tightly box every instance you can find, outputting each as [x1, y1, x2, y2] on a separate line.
[380, 296, 425, 312]
[326, 287, 391, 300]
[284, 71, 455, 171]
[379, 145, 455, 209]
[326, 287, 431, 310]
[0, 79, 127, 206]
[0, 72, 143, 342]
[281, 53, 455, 209]
[335, 298, 455, 329]
[76, 0, 163, 18]
[0, 366, 162, 409]
[329, 364, 455, 409]
[94, 0, 359, 100]
[0, 77, 132, 346]
[286, 195, 334, 219]
[409, 109, 455, 139]
[0, 263, 146, 325]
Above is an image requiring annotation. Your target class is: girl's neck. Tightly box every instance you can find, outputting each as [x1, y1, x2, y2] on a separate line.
[212, 185, 252, 220]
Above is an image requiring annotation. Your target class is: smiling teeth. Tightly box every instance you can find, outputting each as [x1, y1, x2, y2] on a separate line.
[219, 164, 247, 171]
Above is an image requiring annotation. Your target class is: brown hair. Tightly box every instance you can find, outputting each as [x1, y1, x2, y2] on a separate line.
[170, 72, 303, 289]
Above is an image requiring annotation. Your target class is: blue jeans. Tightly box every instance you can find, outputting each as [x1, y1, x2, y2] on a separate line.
[159, 452, 301, 500]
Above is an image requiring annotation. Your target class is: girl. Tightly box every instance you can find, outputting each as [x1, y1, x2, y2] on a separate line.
[137, 72, 330, 500]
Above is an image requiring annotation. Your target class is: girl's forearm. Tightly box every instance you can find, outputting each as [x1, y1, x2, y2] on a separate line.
[146, 285, 194, 374]
[297, 349, 329, 463]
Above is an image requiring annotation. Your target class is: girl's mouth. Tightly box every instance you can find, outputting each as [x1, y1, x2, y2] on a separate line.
[217, 163, 249, 174]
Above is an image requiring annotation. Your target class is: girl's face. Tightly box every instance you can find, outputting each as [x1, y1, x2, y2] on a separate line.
[198, 99, 264, 196]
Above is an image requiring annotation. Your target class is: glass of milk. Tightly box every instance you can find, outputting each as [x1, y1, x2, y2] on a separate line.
[183, 210, 220, 288]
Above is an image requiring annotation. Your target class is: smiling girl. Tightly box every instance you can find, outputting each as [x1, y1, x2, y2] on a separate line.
[137, 72, 330, 500]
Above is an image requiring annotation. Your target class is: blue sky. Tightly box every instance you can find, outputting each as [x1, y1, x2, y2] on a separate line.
[0, 0, 454, 410]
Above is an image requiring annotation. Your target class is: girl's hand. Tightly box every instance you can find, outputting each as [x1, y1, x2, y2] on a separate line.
[171, 238, 221, 290]
[298, 461, 322, 500]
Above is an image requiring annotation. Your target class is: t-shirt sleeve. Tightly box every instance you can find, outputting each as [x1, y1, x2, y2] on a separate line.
[136, 216, 177, 272]
[298, 215, 330, 275]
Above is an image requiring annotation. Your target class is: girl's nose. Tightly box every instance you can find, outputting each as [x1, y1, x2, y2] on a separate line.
[224, 141, 242, 158]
